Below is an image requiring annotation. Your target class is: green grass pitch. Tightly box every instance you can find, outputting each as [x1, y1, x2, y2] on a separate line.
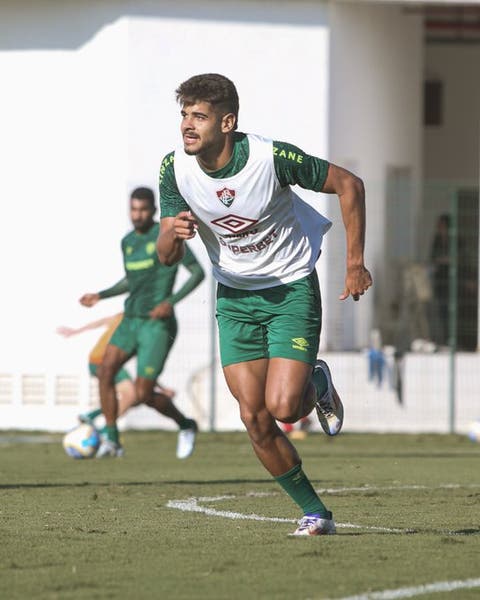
[1, 431, 479, 599]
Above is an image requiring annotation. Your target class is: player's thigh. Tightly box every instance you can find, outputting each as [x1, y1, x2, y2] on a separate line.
[223, 358, 270, 418]
[136, 317, 177, 379]
[265, 357, 313, 418]
[101, 343, 130, 373]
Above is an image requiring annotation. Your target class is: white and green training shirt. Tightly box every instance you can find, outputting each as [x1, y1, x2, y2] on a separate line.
[159, 132, 332, 290]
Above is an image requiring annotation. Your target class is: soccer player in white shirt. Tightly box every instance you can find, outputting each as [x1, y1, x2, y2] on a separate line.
[157, 74, 372, 536]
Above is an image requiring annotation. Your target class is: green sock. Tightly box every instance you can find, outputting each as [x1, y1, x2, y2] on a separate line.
[85, 408, 102, 421]
[178, 417, 196, 430]
[312, 367, 328, 400]
[101, 424, 119, 444]
[275, 463, 330, 517]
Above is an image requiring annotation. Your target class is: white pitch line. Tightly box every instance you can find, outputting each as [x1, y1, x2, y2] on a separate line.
[334, 577, 480, 600]
[315, 483, 480, 494]
[167, 496, 294, 523]
[167, 484, 480, 534]
[167, 496, 407, 532]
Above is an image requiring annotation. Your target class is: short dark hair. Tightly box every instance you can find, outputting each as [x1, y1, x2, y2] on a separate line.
[176, 73, 239, 130]
[438, 213, 450, 227]
[130, 186, 155, 209]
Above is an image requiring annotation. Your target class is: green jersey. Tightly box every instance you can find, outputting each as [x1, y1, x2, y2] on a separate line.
[99, 222, 204, 317]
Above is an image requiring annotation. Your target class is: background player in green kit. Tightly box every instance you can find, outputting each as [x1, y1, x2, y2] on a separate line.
[80, 186, 205, 458]
[157, 74, 372, 536]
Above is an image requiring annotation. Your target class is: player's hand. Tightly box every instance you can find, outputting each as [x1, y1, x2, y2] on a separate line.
[149, 302, 173, 320]
[340, 265, 372, 301]
[79, 293, 100, 307]
[56, 326, 76, 337]
[173, 211, 198, 240]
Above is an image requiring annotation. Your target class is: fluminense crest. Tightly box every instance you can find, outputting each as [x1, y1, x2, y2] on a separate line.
[216, 187, 236, 207]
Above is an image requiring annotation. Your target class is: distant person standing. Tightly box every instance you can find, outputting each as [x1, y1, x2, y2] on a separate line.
[80, 187, 205, 458]
[430, 213, 451, 346]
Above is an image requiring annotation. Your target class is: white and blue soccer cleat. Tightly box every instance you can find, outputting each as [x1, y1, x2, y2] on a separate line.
[289, 512, 337, 537]
[314, 359, 344, 436]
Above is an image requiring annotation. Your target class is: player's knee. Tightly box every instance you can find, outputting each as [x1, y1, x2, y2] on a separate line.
[266, 392, 301, 423]
[98, 363, 118, 383]
[135, 380, 155, 405]
[239, 407, 276, 445]
[239, 407, 263, 433]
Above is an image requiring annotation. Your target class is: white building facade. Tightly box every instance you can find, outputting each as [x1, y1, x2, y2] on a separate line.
[0, 0, 478, 433]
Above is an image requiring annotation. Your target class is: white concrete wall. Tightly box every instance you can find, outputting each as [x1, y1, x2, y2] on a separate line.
[1, 0, 477, 433]
[1, 353, 478, 435]
[326, 2, 424, 350]
[0, 0, 334, 423]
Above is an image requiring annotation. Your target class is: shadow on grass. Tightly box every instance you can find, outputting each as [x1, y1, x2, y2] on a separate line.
[0, 478, 273, 490]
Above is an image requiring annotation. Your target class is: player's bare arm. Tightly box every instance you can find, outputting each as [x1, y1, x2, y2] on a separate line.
[322, 163, 373, 301]
[157, 212, 198, 266]
[57, 314, 118, 337]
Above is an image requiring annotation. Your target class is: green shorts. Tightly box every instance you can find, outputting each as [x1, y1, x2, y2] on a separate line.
[88, 363, 131, 384]
[109, 315, 177, 380]
[216, 271, 322, 367]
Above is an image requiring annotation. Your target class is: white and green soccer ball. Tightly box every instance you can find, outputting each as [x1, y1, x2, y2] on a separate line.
[62, 423, 100, 459]
[467, 420, 480, 444]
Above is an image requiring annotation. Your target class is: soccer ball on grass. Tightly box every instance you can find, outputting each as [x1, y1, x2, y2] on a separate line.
[62, 423, 100, 459]
[467, 420, 480, 443]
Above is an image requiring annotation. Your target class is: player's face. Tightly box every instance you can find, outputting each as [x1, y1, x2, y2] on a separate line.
[180, 101, 229, 157]
[130, 198, 155, 232]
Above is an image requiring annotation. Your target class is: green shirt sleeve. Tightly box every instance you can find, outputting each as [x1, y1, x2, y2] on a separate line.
[159, 151, 190, 217]
[272, 140, 330, 192]
[98, 277, 129, 299]
[166, 244, 205, 305]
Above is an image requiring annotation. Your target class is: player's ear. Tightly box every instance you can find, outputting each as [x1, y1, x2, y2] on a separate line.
[221, 112, 236, 133]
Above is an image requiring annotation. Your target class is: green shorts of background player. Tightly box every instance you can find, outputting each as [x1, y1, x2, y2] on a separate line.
[97, 315, 198, 458]
[109, 316, 177, 380]
[81, 363, 177, 432]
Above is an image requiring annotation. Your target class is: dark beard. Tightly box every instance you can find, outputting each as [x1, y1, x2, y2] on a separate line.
[184, 146, 199, 156]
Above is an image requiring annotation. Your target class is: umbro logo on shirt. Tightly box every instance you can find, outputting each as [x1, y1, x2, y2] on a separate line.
[211, 214, 258, 234]
[216, 187, 235, 207]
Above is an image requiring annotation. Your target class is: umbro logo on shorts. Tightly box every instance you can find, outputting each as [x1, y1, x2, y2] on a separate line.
[291, 337, 310, 351]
